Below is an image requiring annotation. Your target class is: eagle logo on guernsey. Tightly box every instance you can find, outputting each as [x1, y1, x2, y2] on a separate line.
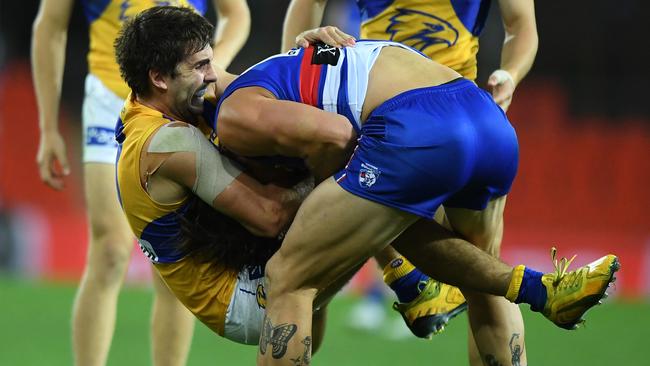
[256, 283, 267, 309]
[359, 163, 381, 188]
[386, 8, 459, 52]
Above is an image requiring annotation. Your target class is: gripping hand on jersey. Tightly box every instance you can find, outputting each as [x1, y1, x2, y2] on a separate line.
[487, 69, 516, 112]
[37, 129, 70, 190]
[295, 26, 356, 49]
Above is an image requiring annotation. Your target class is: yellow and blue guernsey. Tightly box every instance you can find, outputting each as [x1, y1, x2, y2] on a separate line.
[115, 95, 236, 336]
[82, 0, 206, 99]
[356, 0, 490, 80]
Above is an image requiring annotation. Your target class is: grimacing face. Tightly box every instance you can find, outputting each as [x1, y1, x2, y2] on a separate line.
[166, 44, 216, 121]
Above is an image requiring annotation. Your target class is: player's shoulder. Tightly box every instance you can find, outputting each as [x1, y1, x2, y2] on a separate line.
[148, 122, 201, 152]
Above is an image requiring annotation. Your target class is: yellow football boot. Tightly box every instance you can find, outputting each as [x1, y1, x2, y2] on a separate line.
[393, 279, 467, 339]
[542, 247, 620, 330]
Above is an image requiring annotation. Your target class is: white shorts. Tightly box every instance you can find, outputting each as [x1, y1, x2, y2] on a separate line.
[224, 265, 267, 345]
[81, 74, 124, 164]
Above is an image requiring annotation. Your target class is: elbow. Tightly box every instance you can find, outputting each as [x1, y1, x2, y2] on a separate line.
[311, 131, 357, 161]
[31, 20, 48, 42]
[331, 118, 357, 151]
[307, 119, 356, 157]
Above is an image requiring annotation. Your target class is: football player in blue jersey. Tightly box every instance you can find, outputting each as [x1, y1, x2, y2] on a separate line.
[282, 0, 538, 362]
[209, 16, 609, 366]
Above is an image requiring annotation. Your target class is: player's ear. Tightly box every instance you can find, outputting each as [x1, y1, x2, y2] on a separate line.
[149, 69, 168, 91]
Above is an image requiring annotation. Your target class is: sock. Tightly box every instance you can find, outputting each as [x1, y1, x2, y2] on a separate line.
[383, 256, 429, 303]
[506, 265, 547, 312]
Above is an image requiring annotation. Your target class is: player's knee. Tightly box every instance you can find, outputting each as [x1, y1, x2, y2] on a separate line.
[265, 252, 306, 297]
[264, 253, 287, 293]
[83, 260, 128, 289]
[88, 211, 131, 238]
[85, 232, 132, 286]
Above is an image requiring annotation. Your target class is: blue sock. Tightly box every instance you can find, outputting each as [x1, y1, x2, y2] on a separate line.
[514, 268, 547, 312]
[389, 269, 429, 303]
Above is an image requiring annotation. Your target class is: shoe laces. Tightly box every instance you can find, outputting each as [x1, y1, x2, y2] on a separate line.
[417, 279, 434, 294]
[550, 247, 580, 288]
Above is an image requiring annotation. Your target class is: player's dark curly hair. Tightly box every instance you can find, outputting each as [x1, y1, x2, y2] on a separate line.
[177, 196, 281, 272]
[114, 6, 214, 96]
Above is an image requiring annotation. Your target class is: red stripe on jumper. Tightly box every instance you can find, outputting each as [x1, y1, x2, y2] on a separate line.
[299, 47, 322, 107]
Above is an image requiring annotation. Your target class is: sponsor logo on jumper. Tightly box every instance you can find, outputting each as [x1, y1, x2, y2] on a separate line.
[256, 283, 267, 309]
[311, 43, 340, 65]
[87, 126, 118, 147]
[137, 239, 159, 262]
[317, 45, 338, 56]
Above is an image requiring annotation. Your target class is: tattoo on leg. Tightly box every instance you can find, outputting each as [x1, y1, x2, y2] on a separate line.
[301, 336, 312, 365]
[287, 336, 314, 365]
[509, 333, 524, 366]
[485, 355, 503, 366]
[259, 315, 298, 359]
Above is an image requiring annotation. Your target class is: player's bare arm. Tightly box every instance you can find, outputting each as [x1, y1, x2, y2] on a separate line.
[282, 0, 327, 52]
[217, 87, 357, 180]
[282, 0, 355, 52]
[211, 0, 250, 69]
[31, 0, 75, 190]
[143, 123, 304, 238]
[488, 0, 538, 110]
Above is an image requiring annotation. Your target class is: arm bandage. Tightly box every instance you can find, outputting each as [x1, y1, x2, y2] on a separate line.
[148, 124, 243, 205]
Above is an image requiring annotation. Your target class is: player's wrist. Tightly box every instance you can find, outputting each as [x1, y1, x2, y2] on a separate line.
[39, 128, 62, 138]
[490, 69, 515, 86]
[39, 119, 61, 133]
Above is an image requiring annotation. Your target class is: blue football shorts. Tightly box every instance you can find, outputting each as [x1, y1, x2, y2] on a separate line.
[334, 79, 519, 219]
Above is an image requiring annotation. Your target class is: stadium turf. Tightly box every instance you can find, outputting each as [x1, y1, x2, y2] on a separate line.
[0, 276, 647, 365]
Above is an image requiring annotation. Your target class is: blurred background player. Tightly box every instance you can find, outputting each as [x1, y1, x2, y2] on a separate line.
[31, 1, 250, 365]
[282, 0, 538, 357]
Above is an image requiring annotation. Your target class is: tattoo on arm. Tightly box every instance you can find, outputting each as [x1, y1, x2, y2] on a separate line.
[259, 315, 298, 359]
[509, 333, 524, 366]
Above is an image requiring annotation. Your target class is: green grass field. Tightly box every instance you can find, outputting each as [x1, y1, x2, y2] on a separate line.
[0, 276, 647, 365]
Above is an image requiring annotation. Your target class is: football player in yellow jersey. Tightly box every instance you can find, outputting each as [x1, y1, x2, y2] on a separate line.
[31, 1, 249, 365]
[112, 8, 362, 355]
[282, 0, 537, 364]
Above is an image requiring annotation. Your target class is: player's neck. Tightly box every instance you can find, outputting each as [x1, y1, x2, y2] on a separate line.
[136, 95, 199, 125]
[214, 69, 237, 98]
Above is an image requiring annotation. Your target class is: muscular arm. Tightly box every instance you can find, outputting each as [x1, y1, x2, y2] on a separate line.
[211, 0, 251, 69]
[217, 87, 357, 181]
[488, 0, 538, 110]
[149, 125, 307, 237]
[31, 0, 75, 189]
[498, 0, 538, 85]
[282, 0, 328, 52]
